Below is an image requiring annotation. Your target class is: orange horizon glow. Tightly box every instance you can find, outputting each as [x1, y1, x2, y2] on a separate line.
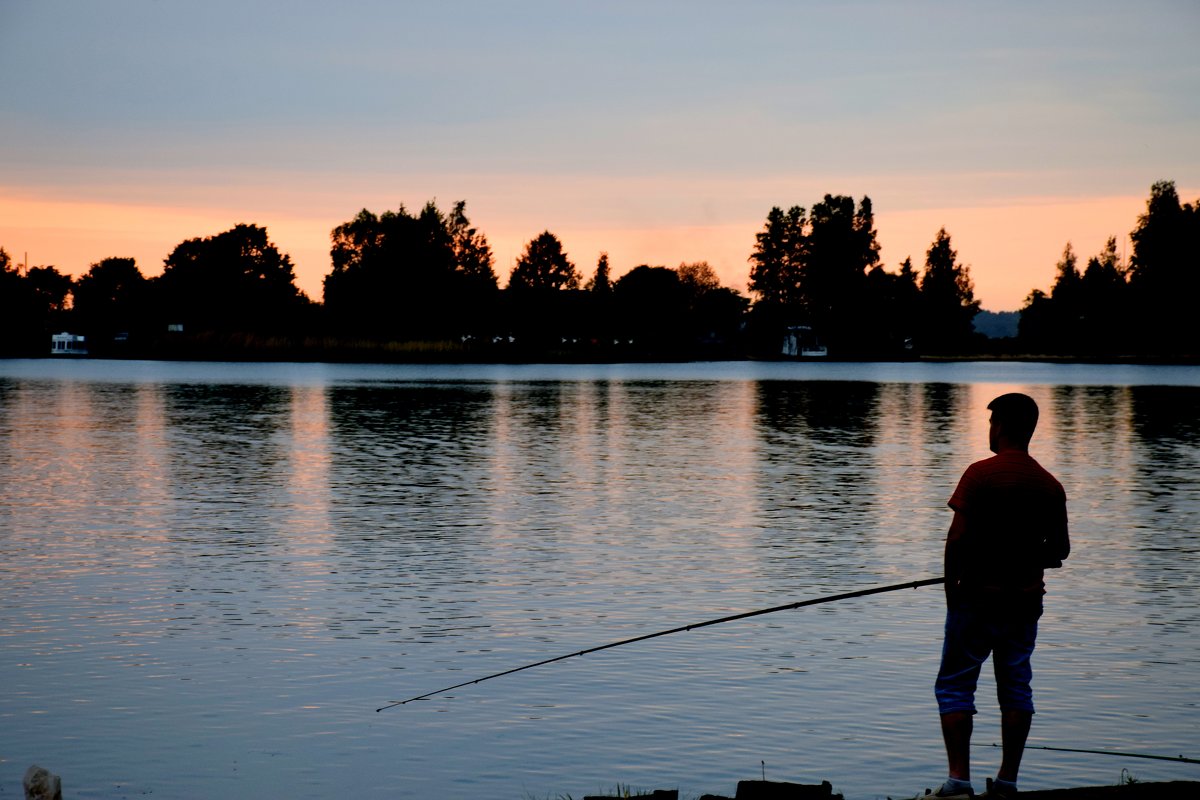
[2, 186, 1191, 313]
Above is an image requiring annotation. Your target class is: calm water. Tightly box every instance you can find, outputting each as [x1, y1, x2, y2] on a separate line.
[1, 359, 1197, 800]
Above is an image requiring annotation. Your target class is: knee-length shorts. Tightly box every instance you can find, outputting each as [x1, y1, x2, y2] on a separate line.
[934, 604, 1040, 715]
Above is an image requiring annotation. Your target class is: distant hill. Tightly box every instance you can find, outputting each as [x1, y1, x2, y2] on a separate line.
[973, 309, 1019, 339]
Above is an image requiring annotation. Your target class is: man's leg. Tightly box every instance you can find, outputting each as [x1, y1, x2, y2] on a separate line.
[936, 606, 984, 786]
[993, 612, 1039, 787]
[936, 606, 986, 782]
[997, 709, 1032, 782]
[940, 711, 974, 780]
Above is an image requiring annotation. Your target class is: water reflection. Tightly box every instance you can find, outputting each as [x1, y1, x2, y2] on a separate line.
[325, 383, 497, 642]
[161, 383, 295, 540]
[1047, 385, 1137, 558]
[1127, 385, 1200, 551]
[753, 381, 881, 584]
[1129, 385, 1200, 464]
[919, 383, 974, 474]
[283, 384, 332, 556]
[327, 383, 497, 547]
[1125, 386, 1200, 639]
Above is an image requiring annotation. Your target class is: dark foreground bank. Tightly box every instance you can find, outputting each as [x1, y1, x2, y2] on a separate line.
[576, 779, 1200, 800]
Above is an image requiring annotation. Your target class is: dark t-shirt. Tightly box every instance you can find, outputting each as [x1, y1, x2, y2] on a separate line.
[948, 450, 1069, 607]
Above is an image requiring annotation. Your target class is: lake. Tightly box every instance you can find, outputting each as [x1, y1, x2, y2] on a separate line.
[1, 359, 1197, 799]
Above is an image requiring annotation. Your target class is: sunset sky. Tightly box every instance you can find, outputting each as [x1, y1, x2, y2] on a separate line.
[2, 1, 1197, 311]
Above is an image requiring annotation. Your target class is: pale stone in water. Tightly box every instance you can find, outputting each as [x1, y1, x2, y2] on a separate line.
[23, 765, 62, 800]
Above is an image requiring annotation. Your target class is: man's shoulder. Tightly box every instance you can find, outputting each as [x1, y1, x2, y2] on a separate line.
[966, 451, 1065, 494]
[962, 453, 1009, 478]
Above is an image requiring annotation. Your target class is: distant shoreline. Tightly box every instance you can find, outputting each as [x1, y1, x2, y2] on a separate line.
[20, 351, 1200, 367]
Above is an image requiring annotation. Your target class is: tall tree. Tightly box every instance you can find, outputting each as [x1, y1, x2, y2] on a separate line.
[747, 205, 805, 353]
[802, 194, 880, 352]
[71, 257, 151, 345]
[1078, 237, 1130, 354]
[1018, 288, 1053, 350]
[747, 196, 882, 354]
[1050, 243, 1081, 305]
[1021, 237, 1132, 355]
[612, 265, 688, 353]
[159, 223, 307, 333]
[919, 228, 980, 353]
[0, 247, 32, 354]
[676, 261, 721, 295]
[1, 248, 31, 354]
[448, 200, 498, 290]
[501, 231, 583, 348]
[0, 251, 73, 355]
[1019, 243, 1082, 353]
[24, 266, 73, 315]
[324, 207, 408, 332]
[446, 200, 500, 335]
[748, 205, 805, 312]
[1128, 180, 1200, 353]
[863, 256, 921, 354]
[323, 200, 498, 339]
[897, 255, 922, 331]
[586, 252, 612, 293]
[676, 261, 747, 353]
[508, 231, 580, 292]
[577, 252, 614, 348]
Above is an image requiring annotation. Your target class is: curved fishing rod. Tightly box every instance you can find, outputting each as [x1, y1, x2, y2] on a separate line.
[989, 743, 1199, 765]
[377, 575, 944, 712]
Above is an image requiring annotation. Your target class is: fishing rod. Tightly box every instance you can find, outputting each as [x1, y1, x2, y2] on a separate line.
[990, 743, 1199, 765]
[377, 575, 944, 712]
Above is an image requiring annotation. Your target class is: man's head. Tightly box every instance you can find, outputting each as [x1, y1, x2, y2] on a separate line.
[987, 392, 1039, 453]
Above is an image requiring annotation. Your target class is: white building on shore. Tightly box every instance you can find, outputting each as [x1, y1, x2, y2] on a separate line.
[50, 332, 88, 355]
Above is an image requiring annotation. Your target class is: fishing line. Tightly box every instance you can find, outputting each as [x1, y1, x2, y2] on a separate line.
[990, 743, 1199, 765]
[377, 576, 944, 712]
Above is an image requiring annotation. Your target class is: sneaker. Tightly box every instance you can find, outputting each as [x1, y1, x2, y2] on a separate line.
[915, 781, 975, 799]
[980, 778, 1017, 798]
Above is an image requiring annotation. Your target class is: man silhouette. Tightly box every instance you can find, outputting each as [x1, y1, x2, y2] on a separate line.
[922, 393, 1070, 799]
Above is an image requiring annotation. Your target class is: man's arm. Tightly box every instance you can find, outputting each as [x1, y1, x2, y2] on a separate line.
[945, 509, 968, 602]
[1043, 501, 1070, 569]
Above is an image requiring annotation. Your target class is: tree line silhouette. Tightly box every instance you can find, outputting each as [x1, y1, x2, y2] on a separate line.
[1018, 181, 1199, 357]
[1, 180, 1195, 360]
